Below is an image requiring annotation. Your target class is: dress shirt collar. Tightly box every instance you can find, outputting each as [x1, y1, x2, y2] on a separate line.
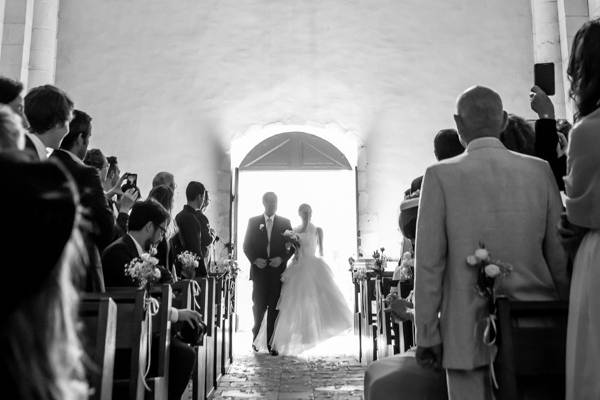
[264, 214, 275, 223]
[128, 234, 144, 257]
[466, 136, 505, 153]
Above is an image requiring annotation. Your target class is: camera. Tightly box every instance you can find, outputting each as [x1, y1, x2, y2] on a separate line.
[121, 172, 140, 196]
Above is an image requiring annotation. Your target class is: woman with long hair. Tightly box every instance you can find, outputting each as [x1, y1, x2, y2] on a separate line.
[0, 156, 88, 400]
[561, 18, 600, 400]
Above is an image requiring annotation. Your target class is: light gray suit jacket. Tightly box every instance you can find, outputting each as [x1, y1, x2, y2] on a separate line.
[414, 137, 569, 370]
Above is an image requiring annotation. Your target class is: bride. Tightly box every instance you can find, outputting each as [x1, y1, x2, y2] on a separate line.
[254, 203, 353, 355]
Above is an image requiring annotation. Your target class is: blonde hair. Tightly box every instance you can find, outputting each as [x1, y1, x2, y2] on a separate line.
[2, 227, 89, 400]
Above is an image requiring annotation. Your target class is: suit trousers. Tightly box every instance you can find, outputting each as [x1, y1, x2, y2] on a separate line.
[252, 269, 283, 348]
[446, 367, 493, 400]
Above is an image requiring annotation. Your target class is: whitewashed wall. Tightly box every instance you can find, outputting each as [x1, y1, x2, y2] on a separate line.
[55, 0, 537, 255]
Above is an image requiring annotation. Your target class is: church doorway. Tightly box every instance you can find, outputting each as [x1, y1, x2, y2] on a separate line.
[232, 132, 358, 336]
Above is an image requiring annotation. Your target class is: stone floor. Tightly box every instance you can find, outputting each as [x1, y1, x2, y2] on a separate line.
[212, 333, 364, 400]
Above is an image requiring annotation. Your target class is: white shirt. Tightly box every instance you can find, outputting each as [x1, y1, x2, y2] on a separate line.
[27, 133, 49, 160]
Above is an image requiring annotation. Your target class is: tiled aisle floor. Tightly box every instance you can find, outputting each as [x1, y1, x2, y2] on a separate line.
[212, 332, 364, 400]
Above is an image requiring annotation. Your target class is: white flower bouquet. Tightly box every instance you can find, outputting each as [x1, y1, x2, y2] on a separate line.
[393, 251, 414, 283]
[125, 249, 162, 289]
[283, 229, 301, 251]
[177, 250, 200, 278]
[466, 243, 512, 299]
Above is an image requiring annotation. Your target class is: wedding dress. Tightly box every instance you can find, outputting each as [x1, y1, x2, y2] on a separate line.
[254, 223, 353, 355]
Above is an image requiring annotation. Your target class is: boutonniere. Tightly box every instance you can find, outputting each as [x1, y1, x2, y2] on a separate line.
[259, 223, 265, 231]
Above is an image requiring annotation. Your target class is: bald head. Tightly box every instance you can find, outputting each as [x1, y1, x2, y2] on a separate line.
[454, 86, 507, 144]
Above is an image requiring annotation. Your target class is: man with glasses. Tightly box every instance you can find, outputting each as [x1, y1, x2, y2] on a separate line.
[101, 199, 202, 399]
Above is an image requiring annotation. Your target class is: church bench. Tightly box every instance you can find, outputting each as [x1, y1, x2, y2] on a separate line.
[212, 274, 225, 387]
[221, 274, 235, 373]
[84, 290, 148, 400]
[79, 297, 117, 400]
[146, 284, 173, 400]
[494, 297, 568, 400]
[171, 279, 193, 309]
[191, 277, 211, 400]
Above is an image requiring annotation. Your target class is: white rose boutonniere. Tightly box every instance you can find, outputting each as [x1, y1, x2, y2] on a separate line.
[259, 223, 265, 231]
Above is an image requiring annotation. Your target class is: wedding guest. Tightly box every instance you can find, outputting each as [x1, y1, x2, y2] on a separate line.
[24, 84, 74, 160]
[84, 148, 136, 237]
[101, 200, 200, 400]
[148, 185, 177, 276]
[51, 110, 113, 292]
[400, 129, 464, 242]
[499, 113, 536, 156]
[414, 86, 568, 399]
[560, 18, 600, 400]
[152, 171, 176, 191]
[530, 86, 569, 190]
[173, 181, 210, 277]
[0, 106, 25, 151]
[0, 156, 88, 400]
[0, 76, 28, 128]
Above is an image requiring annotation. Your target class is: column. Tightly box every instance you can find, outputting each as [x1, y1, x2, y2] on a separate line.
[557, 0, 589, 119]
[589, 0, 600, 18]
[0, 0, 34, 84]
[530, 0, 566, 118]
[28, 0, 59, 87]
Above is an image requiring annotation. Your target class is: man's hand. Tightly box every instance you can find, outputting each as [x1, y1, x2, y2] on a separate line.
[254, 258, 268, 269]
[118, 188, 139, 213]
[178, 309, 203, 329]
[416, 344, 443, 370]
[530, 85, 555, 119]
[269, 257, 283, 268]
[385, 297, 414, 322]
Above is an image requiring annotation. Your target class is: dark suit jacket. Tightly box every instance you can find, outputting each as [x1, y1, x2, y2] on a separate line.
[174, 205, 208, 276]
[243, 215, 293, 280]
[24, 134, 41, 161]
[50, 149, 115, 249]
[535, 118, 567, 191]
[101, 234, 138, 287]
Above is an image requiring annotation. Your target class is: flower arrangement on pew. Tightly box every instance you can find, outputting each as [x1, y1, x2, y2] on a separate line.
[349, 256, 367, 282]
[214, 258, 239, 277]
[125, 247, 162, 290]
[371, 247, 387, 277]
[177, 250, 200, 279]
[466, 242, 512, 388]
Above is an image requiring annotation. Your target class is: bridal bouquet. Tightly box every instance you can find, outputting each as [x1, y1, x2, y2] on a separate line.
[177, 250, 200, 278]
[125, 247, 162, 290]
[283, 230, 301, 251]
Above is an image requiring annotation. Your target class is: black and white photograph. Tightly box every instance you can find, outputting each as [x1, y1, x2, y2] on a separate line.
[0, 1, 599, 399]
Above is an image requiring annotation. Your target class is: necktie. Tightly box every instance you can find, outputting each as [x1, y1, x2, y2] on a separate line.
[266, 217, 273, 257]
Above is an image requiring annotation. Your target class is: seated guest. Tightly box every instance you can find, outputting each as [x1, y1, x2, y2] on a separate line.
[24, 84, 74, 160]
[0, 106, 26, 152]
[174, 181, 210, 277]
[52, 110, 115, 291]
[152, 171, 176, 191]
[0, 156, 88, 400]
[102, 200, 201, 399]
[414, 86, 568, 399]
[84, 148, 137, 237]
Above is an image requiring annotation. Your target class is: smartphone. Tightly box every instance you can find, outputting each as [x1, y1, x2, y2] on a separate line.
[534, 63, 555, 96]
[127, 173, 137, 186]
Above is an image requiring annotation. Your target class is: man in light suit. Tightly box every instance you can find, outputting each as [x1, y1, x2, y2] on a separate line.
[414, 86, 569, 399]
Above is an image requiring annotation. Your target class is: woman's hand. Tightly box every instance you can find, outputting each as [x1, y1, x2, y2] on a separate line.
[558, 213, 588, 257]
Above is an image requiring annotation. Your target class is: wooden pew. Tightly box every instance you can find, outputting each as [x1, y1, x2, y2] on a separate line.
[146, 284, 173, 400]
[213, 274, 224, 387]
[359, 277, 377, 364]
[221, 274, 233, 374]
[84, 290, 147, 400]
[191, 277, 214, 400]
[80, 297, 117, 400]
[171, 279, 193, 309]
[495, 298, 568, 400]
[353, 280, 363, 363]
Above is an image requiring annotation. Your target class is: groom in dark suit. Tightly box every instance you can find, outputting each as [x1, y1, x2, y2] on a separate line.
[243, 192, 293, 356]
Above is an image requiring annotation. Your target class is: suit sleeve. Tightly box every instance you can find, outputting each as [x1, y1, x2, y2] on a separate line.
[414, 167, 447, 347]
[84, 168, 116, 250]
[542, 164, 570, 300]
[535, 119, 565, 191]
[176, 213, 203, 257]
[243, 218, 256, 264]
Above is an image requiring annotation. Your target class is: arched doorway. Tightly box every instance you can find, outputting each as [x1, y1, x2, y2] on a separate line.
[232, 132, 357, 333]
